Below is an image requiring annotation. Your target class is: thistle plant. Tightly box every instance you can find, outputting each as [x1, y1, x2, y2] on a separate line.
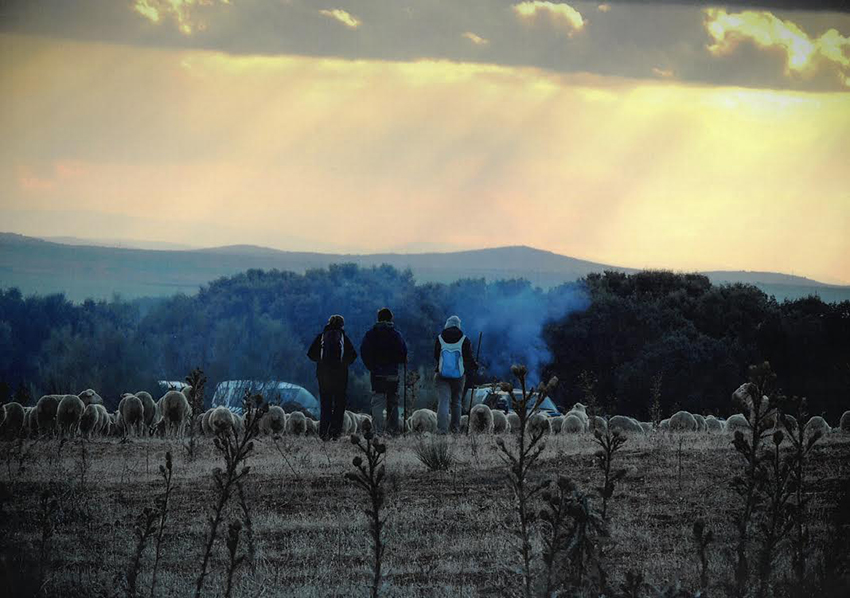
[194, 392, 267, 598]
[345, 432, 388, 598]
[692, 518, 714, 590]
[149, 451, 173, 598]
[592, 427, 627, 521]
[126, 507, 158, 598]
[730, 362, 779, 596]
[493, 364, 558, 598]
[184, 368, 206, 460]
[223, 521, 245, 598]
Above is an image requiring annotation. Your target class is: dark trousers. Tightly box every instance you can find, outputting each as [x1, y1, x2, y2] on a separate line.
[318, 366, 348, 439]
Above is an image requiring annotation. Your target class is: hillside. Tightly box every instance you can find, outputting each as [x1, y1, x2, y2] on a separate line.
[1, 232, 848, 303]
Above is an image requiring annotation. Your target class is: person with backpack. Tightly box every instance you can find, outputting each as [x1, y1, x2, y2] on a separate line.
[359, 307, 407, 437]
[307, 314, 357, 440]
[434, 315, 478, 434]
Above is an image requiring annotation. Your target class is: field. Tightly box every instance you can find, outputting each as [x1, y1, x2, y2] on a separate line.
[1, 431, 849, 598]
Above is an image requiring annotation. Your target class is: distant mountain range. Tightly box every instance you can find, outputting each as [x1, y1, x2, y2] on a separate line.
[1, 232, 848, 303]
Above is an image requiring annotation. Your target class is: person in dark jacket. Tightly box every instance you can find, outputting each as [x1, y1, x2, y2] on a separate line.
[434, 315, 478, 434]
[359, 307, 407, 436]
[307, 314, 357, 440]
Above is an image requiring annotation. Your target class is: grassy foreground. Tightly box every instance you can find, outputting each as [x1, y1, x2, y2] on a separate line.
[1, 431, 848, 597]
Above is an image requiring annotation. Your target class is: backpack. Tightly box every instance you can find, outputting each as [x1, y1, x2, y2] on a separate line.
[438, 335, 465, 379]
[320, 329, 345, 365]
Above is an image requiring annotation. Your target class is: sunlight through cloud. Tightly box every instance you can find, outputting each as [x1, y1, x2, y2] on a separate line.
[513, 1, 585, 35]
[319, 9, 362, 30]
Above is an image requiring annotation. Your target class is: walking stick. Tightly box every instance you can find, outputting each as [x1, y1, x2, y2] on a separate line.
[403, 360, 408, 435]
[464, 331, 483, 434]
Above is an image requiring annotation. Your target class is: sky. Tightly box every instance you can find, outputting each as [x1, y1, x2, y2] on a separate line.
[0, 1, 848, 283]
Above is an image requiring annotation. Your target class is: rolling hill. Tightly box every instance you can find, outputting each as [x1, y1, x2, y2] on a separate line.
[1, 232, 848, 303]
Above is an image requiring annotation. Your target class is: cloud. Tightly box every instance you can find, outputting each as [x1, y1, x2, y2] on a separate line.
[704, 8, 850, 87]
[597, 4, 611, 13]
[319, 8, 361, 30]
[513, 1, 584, 35]
[132, 0, 231, 35]
[652, 66, 674, 78]
[462, 31, 489, 46]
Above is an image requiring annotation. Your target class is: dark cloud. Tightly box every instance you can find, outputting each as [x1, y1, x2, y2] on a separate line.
[0, 0, 848, 91]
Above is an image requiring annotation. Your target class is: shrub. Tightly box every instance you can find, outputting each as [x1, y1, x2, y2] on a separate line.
[413, 437, 456, 471]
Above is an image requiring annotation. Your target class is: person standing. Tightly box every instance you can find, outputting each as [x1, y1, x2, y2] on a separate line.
[307, 314, 357, 440]
[359, 307, 407, 436]
[434, 315, 478, 434]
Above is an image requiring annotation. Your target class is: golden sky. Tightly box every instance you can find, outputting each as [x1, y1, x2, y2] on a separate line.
[1, 1, 849, 283]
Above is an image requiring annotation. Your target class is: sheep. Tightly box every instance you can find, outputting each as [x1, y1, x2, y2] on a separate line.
[608, 415, 643, 435]
[306, 418, 318, 436]
[118, 394, 145, 436]
[57, 394, 85, 435]
[460, 415, 469, 433]
[561, 414, 585, 434]
[285, 411, 308, 435]
[571, 402, 587, 414]
[1, 401, 25, 437]
[669, 410, 698, 432]
[342, 411, 359, 436]
[527, 412, 551, 437]
[78, 389, 103, 406]
[549, 415, 564, 434]
[79, 404, 100, 437]
[24, 406, 37, 436]
[693, 414, 707, 432]
[93, 404, 109, 435]
[805, 416, 830, 436]
[659, 418, 670, 431]
[408, 409, 438, 434]
[158, 390, 192, 436]
[705, 415, 723, 433]
[840, 411, 850, 433]
[207, 406, 237, 435]
[35, 395, 62, 435]
[134, 391, 157, 428]
[507, 412, 521, 434]
[469, 404, 495, 434]
[258, 405, 286, 435]
[492, 410, 511, 434]
[589, 415, 607, 435]
[639, 421, 653, 435]
[725, 413, 750, 434]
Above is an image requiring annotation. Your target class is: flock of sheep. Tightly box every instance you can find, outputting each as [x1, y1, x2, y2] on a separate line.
[1, 384, 848, 440]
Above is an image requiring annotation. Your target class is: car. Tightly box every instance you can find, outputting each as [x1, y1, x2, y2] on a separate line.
[464, 384, 560, 417]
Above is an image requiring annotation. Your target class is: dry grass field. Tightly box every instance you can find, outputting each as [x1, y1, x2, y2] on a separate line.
[1, 430, 848, 598]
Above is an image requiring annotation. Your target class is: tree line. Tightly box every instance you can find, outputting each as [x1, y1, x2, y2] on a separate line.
[1, 266, 847, 421]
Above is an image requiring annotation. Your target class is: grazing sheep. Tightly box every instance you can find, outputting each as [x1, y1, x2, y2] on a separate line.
[805, 416, 830, 436]
[565, 407, 589, 426]
[725, 413, 750, 434]
[693, 414, 707, 432]
[208, 406, 237, 435]
[527, 412, 551, 437]
[705, 415, 723, 433]
[549, 415, 564, 434]
[134, 391, 157, 427]
[342, 411, 358, 436]
[459, 415, 468, 433]
[119, 394, 145, 436]
[35, 395, 62, 435]
[306, 418, 318, 436]
[78, 389, 103, 406]
[260, 405, 287, 435]
[492, 410, 511, 434]
[93, 404, 109, 434]
[507, 412, 521, 434]
[24, 406, 37, 436]
[79, 404, 100, 437]
[659, 418, 670, 431]
[608, 415, 643, 435]
[571, 402, 587, 414]
[285, 411, 308, 435]
[57, 394, 85, 435]
[589, 416, 607, 434]
[561, 414, 585, 434]
[669, 411, 698, 432]
[159, 390, 192, 436]
[201, 409, 213, 435]
[469, 404, 495, 434]
[408, 409, 438, 434]
[639, 421, 653, 435]
[840, 411, 850, 433]
[1, 402, 25, 437]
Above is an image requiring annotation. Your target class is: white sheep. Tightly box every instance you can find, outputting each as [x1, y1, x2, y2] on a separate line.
[135, 391, 157, 428]
[158, 390, 193, 436]
[408, 409, 438, 434]
[35, 395, 62, 435]
[492, 410, 511, 434]
[306, 418, 318, 436]
[561, 414, 585, 434]
[24, 406, 37, 436]
[208, 406, 238, 435]
[342, 411, 359, 436]
[459, 414, 469, 433]
[659, 418, 670, 431]
[589, 415, 607, 435]
[469, 404, 495, 434]
[840, 411, 850, 433]
[693, 414, 707, 432]
[527, 412, 551, 437]
[57, 394, 85, 435]
[639, 421, 653, 434]
[705, 415, 723, 433]
[669, 410, 698, 432]
[725, 413, 750, 434]
[93, 404, 109, 435]
[285, 411, 308, 435]
[260, 405, 287, 435]
[79, 404, 100, 437]
[119, 394, 145, 436]
[78, 389, 103, 406]
[608, 415, 643, 435]
[549, 415, 564, 434]
[507, 412, 521, 434]
[1, 402, 25, 437]
[804, 416, 830, 436]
